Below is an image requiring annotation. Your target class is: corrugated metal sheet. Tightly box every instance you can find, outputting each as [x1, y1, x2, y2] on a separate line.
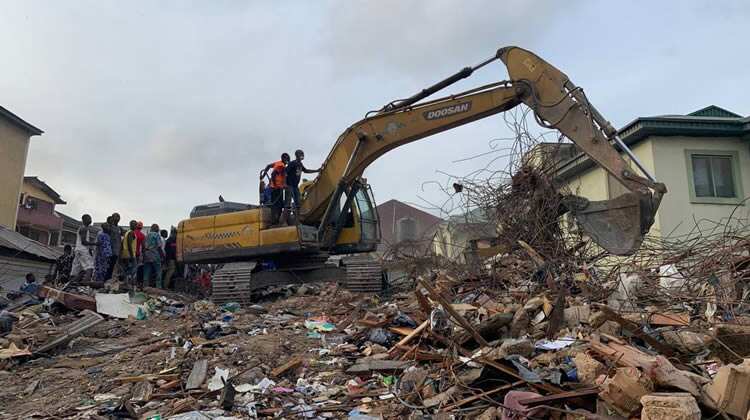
[0, 256, 53, 290]
[0, 225, 61, 260]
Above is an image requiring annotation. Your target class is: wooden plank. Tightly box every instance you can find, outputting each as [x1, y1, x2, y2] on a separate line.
[451, 303, 478, 311]
[346, 360, 410, 373]
[414, 289, 432, 316]
[593, 304, 675, 356]
[186, 359, 208, 390]
[113, 374, 179, 383]
[388, 320, 429, 354]
[443, 381, 524, 411]
[271, 356, 303, 377]
[357, 318, 389, 328]
[648, 312, 690, 326]
[419, 277, 489, 347]
[388, 326, 415, 336]
[34, 310, 104, 355]
[518, 388, 599, 406]
[37, 286, 97, 311]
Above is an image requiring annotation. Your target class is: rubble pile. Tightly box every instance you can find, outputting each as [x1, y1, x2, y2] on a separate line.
[1, 229, 749, 419]
[1, 143, 749, 418]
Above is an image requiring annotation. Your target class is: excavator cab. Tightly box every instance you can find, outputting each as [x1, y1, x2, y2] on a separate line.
[321, 181, 381, 254]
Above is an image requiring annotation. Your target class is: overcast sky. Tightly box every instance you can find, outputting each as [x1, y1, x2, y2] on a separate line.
[2, 1, 749, 227]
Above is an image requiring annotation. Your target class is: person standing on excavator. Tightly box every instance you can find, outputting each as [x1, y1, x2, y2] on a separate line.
[262, 153, 290, 225]
[286, 149, 321, 210]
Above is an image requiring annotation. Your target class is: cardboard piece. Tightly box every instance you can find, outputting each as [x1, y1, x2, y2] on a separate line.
[703, 359, 750, 419]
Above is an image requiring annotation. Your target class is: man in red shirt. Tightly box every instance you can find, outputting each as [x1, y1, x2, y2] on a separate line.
[134, 221, 146, 257]
[263, 153, 290, 225]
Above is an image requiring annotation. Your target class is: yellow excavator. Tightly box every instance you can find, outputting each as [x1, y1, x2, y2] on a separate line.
[177, 46, 666, 300]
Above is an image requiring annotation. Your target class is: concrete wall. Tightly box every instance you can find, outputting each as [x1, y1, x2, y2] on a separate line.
[21, 181, 57, 203]
[562, 137, 750, 239]
[563, 140, 660, 232]
[651, 136, 750, 237]
[0, 118, 32, 230]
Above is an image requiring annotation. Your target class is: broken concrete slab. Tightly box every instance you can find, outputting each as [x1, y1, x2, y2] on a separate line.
[640, 392, 700, 420]
[498, 338, 534, 358]
[573, 352, 605, 384]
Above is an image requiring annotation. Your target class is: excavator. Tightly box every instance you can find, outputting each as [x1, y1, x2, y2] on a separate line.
[176, 46, 667, 301]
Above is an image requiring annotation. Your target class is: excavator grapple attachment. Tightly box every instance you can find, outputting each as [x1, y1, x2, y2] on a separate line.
[565, 193, 655, 256]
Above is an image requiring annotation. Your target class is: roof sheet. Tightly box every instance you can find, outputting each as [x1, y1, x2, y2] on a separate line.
[0, 225, 62, 261]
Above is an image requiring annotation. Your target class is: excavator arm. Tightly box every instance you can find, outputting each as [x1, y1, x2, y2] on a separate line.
[301, 46, 666, 255]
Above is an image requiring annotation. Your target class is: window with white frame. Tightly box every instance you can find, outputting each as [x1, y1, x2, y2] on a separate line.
[685, 150, 743, 204]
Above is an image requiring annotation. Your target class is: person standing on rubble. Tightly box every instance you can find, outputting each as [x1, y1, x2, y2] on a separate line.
[120, 220, 139, 286]
[107, 212, 122, 280]
[71, 214, 97, 283]
[286, 149, 321, 211]
[262, 153, 290, 225]
[52, 244, 74, 283]
[142, 224, 165, 288]
[94, 218, 113, 283]
[163, 227, 178, 289]
[134, 221, 146, 284]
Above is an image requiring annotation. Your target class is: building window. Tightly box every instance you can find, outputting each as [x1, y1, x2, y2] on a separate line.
[685, 150, 744, 204]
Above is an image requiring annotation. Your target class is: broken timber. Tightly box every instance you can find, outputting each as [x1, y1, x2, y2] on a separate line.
[34, 309, 104, 355]
[419, 276, 489, 347]
[37, 286, 97, 311]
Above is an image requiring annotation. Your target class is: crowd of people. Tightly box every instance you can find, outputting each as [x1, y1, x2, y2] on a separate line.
[51, 212, 179, 290]
[261, 149, 320, 225]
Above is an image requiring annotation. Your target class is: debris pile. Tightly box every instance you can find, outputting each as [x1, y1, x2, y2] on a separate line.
[1, 233, 750, 419]
[1, 123, 750, 418]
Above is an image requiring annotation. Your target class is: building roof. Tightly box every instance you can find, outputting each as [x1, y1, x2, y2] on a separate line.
[0, 105, 43, 135]
[555, 105, 750, 181]
[56, 211, 79, 226]
[375, 199, 443, 249]
[0, 225, 62, 261]
[24, 176, 66, 205]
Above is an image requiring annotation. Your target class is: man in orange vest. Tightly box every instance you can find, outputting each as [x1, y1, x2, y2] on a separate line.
[262, 153, 290, 225]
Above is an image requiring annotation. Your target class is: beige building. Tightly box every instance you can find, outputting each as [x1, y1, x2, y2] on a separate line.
[431, 208, 497, 262]
[0, 105, 43, 230]
[552, 106, 750, 239]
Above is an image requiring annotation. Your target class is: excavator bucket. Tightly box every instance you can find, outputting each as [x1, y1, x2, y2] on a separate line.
[565, 193, 654, 256]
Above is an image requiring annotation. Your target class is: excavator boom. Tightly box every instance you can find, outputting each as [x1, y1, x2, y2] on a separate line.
[300, 46, 666, 255]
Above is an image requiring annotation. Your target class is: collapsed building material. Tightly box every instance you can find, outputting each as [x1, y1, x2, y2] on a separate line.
[702, 359, 750, 419]
[37, 286, 97, 311]
[33, 309, 103, 355]
[640, 393, 701, 420]
[599, 366, 654, 416]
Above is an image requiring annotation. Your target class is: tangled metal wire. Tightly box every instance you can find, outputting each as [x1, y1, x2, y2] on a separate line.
[387, 108, 750, 314]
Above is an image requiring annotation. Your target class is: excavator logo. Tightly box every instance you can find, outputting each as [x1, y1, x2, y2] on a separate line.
[423, 101, 472, 120]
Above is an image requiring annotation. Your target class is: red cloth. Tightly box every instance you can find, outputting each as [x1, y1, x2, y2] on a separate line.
[134, 230, 145, 256]
[502, 391, 547, 420]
